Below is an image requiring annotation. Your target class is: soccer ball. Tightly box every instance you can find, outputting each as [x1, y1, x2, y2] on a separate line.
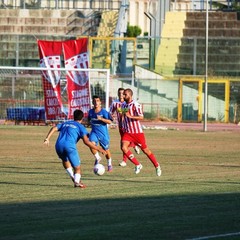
[93, 163, 105, 176]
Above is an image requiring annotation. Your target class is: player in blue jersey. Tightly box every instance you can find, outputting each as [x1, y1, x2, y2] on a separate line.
[88, 95, 113, 171]
[43, 109, 106, 188]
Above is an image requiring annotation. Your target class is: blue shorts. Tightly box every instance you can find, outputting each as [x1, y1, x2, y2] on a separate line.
[55, 144, 81, 168]
[89, 132, 109, 150]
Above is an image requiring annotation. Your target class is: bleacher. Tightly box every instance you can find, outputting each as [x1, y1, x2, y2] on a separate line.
[155, 12, 186, 76]
[155, 11, 240, 77]
[0, 9, 101, 66]
[91, 10, 119, 69]
[176, 11, 240, 76]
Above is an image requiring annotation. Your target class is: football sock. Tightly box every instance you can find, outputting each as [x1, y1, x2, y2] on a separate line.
[74, 173, 81, 184]
[123, 154, 128, 162]
[125, 150, 140, 165]
[107, 158, 112, 166]
[66, 167, 74, 179]
[94, 152, 101, 161]
[148, 153, 159, 168]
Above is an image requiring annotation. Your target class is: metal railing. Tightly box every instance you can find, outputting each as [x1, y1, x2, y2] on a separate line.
[0, 0, 122, 10]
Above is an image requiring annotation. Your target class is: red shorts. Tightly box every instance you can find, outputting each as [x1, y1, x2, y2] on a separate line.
[119, 128, 124, 137]
[122, 132, 147, 149]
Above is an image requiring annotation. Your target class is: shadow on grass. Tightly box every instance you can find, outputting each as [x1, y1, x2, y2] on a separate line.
[0, 193, 239, 240]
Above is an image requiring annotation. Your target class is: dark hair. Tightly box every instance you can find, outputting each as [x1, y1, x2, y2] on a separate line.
[92, 95, 100, 100]
[73, 109, 84, 121]
[118, 88, 124, 93]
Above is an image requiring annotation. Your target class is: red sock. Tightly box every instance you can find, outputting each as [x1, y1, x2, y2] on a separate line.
[125, 150, 140, 165]
[123, 154, 128, 162]
[148, 153, 159, 168]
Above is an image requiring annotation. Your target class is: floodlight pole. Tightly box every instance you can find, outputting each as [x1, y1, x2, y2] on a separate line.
[203, 0, 209, 132]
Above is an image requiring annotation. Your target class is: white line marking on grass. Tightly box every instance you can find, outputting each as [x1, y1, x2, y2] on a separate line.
[186, 231, 240, 240]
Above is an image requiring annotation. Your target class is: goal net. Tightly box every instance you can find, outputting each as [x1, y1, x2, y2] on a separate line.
[0, 66, 110, 125]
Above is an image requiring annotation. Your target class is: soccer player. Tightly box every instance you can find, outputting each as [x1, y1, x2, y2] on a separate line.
[120, 88, 162, 176]
[109, 87, 140, 167]
[43, 109, 106, 188]
[88, 95, 113, 171]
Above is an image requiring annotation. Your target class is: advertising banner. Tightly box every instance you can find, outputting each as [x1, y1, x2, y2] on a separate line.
[38, 40, 66, 121]
[62, 38, 91, 119]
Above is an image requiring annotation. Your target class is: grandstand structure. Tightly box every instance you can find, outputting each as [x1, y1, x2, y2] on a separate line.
[151, 8, 240, 123]
[0, 8, 116, 67]
[155, 11, 240, 76]
[0, 0, 159, 70]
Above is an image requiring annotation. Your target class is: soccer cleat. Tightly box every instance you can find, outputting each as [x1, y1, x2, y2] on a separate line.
[74, 182, 86, 188]
[135, 164, 143, 174]
[107, 165, 113, 172]
[156, 165, 162, 177]
[119, 161, 127, 167]
[134, 146, 140, 154]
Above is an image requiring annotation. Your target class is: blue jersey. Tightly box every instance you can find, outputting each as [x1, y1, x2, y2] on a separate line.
[88, 108, 113, 149]
[55, 120, 89, 167]
[56, 120, 88, 147]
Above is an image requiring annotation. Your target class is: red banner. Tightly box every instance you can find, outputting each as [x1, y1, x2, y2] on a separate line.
[38, 40, 66, 121]
[62, 38, 91, 119]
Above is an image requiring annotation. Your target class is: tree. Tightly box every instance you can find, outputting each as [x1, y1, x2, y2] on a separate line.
[126, 24, 142, 37]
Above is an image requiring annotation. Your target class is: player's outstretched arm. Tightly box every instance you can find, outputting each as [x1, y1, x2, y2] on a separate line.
[82, 135, 107, 155]
[97, 115, 112, 124]
[43, 126, 58, 146]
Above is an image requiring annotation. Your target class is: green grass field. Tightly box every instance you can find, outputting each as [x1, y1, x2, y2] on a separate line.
[0, 125, 239, 240]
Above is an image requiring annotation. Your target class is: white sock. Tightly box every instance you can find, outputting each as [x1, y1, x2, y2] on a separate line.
[74, 173, 81, 184]
[66, 167, 74, 179]
[107, 158, 112, 166]
[94, 152, 101, 160]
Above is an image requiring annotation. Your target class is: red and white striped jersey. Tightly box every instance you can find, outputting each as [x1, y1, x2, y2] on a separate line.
[109, 99, 124, 126]
[121, 100, 143, 134]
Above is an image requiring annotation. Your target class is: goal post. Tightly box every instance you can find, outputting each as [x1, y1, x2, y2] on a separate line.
[0, 66, 110, 124]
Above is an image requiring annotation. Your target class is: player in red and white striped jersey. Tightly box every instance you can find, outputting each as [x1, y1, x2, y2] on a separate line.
[120, 88, 162, 176]
[109, 88, 140, 167]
